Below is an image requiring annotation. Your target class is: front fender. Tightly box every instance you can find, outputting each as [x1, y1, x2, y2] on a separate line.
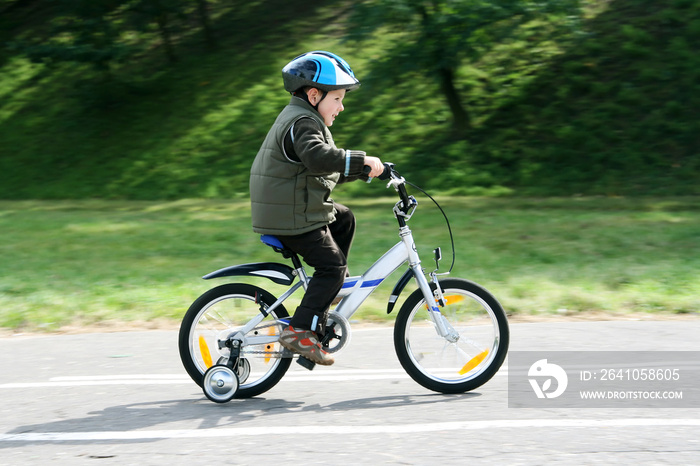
[203, 262, 296, 286]
[387, 269, 414, 314]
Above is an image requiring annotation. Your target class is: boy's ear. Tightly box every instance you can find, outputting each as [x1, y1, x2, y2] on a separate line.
[306, 87, 321, 102]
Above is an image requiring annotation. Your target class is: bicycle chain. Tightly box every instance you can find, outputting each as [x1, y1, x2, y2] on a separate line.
[229, 320, 289, 358]
[218, 315, 344, 359]
[226, 319, 340, 358]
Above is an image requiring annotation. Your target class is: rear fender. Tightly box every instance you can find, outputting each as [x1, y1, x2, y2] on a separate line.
[203, 262, 296, 286]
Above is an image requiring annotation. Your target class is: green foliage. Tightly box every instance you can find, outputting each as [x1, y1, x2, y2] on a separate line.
[7, 0, 131, 71]
[348, 0, 582, 131]
[0, 0, 698, 199]
[466, 0, 700, 196]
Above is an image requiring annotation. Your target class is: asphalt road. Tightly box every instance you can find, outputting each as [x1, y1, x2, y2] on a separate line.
[1, 320, 699, 465]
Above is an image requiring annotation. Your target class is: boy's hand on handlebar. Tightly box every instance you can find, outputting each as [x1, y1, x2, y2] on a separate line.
[364, 156, 384, 178]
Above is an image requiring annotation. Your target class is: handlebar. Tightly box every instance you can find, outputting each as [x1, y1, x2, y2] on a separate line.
[363, 162, 456, 272]
[363, 162, 412, 216]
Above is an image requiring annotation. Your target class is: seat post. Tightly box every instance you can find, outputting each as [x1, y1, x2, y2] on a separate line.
[260, 234, 303, 269]
[290, 253, 303, 270]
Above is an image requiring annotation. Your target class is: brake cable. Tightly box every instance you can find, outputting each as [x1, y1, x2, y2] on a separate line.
[405, 180, 456, 274]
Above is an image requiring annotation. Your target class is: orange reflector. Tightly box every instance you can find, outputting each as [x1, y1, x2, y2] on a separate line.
[444, 295, 464, 305]
[199, 335, 213, 368]
[265, 326, 276, 363]
[459, 349, 489, 375]
[427, 295, 466, 309]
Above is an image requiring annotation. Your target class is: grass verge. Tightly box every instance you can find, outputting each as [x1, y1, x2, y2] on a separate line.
[1, 195, 699, 332]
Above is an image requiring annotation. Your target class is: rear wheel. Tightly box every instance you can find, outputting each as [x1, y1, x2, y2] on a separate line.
[178, 283, 292, 398]
[394, 278, 509, 394]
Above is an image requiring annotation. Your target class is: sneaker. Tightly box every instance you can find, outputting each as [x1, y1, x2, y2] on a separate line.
[278, 326, 335, 366]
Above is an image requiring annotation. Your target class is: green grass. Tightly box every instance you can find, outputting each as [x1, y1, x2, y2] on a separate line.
[1, 195, 699, 332]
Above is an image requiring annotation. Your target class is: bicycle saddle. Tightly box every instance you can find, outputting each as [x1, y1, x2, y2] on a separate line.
[260, 235, 295, 259]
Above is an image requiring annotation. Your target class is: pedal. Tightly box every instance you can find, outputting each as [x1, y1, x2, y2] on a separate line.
[297, 356, 316, 371]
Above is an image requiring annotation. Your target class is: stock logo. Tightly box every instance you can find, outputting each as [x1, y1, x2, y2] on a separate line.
[528, 359, 568, 399]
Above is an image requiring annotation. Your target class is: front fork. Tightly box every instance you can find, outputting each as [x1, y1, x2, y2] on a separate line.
[404, 250, 458, 345]
[397, 224, 454, 340]
[411, 268, 456, 340]
[430, 271, 447, 308]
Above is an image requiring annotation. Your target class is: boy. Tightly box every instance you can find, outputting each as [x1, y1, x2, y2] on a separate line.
[249, 51, 383, 366]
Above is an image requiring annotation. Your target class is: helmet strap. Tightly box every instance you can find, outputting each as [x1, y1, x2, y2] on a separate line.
[294, 87, 327, 110]
[315, 89, 328, 108]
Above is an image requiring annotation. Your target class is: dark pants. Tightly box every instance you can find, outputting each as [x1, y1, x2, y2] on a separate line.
[278, 203, 355, 335]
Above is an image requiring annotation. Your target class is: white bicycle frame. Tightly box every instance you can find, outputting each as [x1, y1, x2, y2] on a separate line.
[235, 175, 454, 348]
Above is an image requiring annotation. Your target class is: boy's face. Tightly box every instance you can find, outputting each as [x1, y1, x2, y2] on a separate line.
[310, 88, 346, 127]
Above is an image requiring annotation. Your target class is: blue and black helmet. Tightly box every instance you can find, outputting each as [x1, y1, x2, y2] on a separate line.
[282, 51, 360, 93]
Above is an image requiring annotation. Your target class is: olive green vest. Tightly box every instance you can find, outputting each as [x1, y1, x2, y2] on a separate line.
[249, 98, 341, 235]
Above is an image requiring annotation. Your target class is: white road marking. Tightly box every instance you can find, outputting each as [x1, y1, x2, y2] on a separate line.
[1, 419, 699, 442]
[0, 369, 509, 389]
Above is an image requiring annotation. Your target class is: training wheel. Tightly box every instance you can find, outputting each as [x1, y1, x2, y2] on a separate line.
[202, 365, 239, 403]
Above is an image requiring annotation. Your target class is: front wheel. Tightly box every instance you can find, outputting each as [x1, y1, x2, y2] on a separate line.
[394, 278, 509, 394]
[178, 283, 292, 398]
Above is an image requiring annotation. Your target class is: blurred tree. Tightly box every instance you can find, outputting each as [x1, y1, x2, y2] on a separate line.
[125, 0, 189, 63]
[1, 0, 34, 14]
[350, 0, 581, 136]
[8, 0, 130, 73]
[194, 0, 217, 49]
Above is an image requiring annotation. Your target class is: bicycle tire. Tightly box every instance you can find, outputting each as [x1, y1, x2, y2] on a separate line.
[178, 283, 292, 398]
[394, 278, 509, 394]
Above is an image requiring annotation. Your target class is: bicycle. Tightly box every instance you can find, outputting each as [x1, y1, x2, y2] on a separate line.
[178, 163, 509, 403]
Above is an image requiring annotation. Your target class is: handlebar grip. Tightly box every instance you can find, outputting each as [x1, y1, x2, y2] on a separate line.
[377, 163, 392, 181]
[363, 162, 393, 180]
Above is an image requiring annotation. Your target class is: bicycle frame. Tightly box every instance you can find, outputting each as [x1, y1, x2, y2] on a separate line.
[334, 224, 445, 328]
[202, 172, 453, 348]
